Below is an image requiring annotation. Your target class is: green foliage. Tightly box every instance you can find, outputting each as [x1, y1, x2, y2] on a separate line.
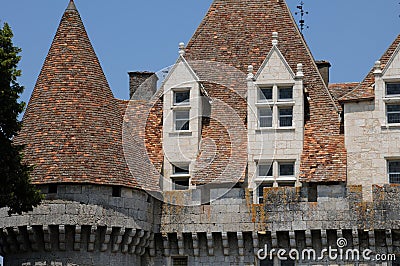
[0, 22, 42, 215]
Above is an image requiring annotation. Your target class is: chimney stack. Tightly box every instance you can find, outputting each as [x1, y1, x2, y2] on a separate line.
[315, 60, 331, 86]
[128, 71, 158, 100]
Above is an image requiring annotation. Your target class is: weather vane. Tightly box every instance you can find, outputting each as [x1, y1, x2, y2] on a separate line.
[295, 1, 309, 34]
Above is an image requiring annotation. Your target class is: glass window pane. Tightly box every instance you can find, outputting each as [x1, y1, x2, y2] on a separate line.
[279, 163, 294, 176]
[174, 165, 189, 175]
[388, 105, 400, 112]
[176, 120, 189, 131]
[279, 108, 293, 116]
[173, 179, 189, 190]
[259, 108, 273, 128]
[279, 87, 293, 100]
[258, 183, 273, 203]
[175, 110, 189, 119]
[258, 164, 273, 177]
[260, 108, 272, 116]
[279, 107, 293, 127]
[387, 105, 400, 124]
[387, 83, 400, 95]
[174, 91, 190, 105]
[175, 110, 190, 130]
[260, 88, 273, 100]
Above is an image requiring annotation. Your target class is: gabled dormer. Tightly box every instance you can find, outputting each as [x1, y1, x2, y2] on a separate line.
[247, 33, 304, 202]
[342, 34, 400, 200]
[162, 43, 203, 191]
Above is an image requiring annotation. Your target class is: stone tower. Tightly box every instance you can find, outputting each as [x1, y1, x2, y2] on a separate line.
[0, 1, 158, 265]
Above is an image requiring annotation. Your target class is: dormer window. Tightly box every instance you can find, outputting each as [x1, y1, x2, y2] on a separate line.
[174, 89, 190, 105]
[386, 83, 400, 96]
[278, 87, 293, 101]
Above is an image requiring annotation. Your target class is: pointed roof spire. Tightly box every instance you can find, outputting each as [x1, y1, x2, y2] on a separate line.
[66, 0, 77, 11]
[16, 1, 138, 189]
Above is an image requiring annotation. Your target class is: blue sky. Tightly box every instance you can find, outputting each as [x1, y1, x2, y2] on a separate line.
[1, 1, 399, 102]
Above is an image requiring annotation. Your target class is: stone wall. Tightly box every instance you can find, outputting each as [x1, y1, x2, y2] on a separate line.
[158, 185, 400, 265]
[0, 185, 160, 266]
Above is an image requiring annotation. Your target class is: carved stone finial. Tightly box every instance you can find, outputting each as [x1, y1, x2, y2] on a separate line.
[179, 42, 185, 56]
[296, 63, 304, 78]
[247, 65, 254, 80]
[272, 32, 278, 46]
[374, 60, 382, 75]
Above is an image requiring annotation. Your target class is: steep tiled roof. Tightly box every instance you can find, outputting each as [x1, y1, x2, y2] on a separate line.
[340, 34, 400, 103]
[328, 83, 358, 101]
[15, 1, 139, 188]
[184, 0, 346, 183]
[328, 82, 358, 111]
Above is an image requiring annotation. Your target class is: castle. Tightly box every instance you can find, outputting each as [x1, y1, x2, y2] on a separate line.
[1, 0, 400, 265]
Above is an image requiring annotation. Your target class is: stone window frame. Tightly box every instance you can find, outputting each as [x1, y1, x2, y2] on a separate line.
[387, 159, 400, 184]
[255, 160, 296, 203]
[173, 88, 191, 106]
[386, 104, 400, 124]
[173, 109, 190, 131]
[256, 84, 295, 130]
[383, 81, 400, 126]
[256, 182, 274, 204]
[171, 163, 191, 191]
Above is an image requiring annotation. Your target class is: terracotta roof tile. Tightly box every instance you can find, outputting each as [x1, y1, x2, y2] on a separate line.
[184, 0, 347, 183]
[14, 2, 139, 189]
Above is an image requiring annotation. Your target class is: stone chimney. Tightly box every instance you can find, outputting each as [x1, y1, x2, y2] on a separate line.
[315, 60, 331, 86]
[128, 71, 158, 100]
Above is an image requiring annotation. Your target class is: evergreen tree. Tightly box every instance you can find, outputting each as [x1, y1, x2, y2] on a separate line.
[0, 22, 42, 215]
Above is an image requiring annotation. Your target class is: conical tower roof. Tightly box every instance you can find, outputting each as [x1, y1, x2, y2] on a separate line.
[16, 1, 138, 188]
[185, 0, 346, 182]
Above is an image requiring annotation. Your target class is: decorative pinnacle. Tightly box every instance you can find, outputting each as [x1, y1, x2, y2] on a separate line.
[272, 32, 278, 46]
[247, 65, 254, 80]
[179, 42, 185, 56]
[66, 0, 77, 11]
[296, 63, 304, 78]
[373, 61, 382, 75]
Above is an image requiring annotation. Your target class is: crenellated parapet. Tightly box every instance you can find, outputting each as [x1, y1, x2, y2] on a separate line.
[0, 185, 159, 266]
[158, 185, 400, 264]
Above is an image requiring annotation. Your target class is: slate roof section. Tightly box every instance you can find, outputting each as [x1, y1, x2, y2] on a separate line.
[15, 1, 139, 188]
[184, 0, 347, 182]
[339, 34, 400, 103]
